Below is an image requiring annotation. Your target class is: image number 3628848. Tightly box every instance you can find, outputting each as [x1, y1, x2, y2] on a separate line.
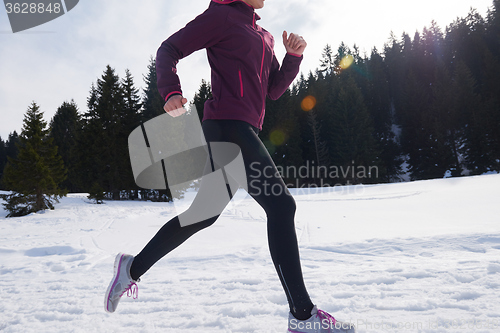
[4, 0, 79, 33]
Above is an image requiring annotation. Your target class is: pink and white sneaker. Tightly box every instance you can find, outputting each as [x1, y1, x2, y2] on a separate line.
[104, 253, 139, 313]
[287, 305, 356, 333]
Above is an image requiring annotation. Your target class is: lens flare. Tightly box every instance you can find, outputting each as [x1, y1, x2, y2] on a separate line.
[339, 55, 354, 70]
[301, 95, 317, 112]
[270, 129, 286, 146]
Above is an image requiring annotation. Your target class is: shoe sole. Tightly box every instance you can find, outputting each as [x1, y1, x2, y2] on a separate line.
[104, 253, 124, 313]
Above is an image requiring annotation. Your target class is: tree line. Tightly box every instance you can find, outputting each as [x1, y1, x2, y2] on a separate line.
[259, 2, 500, 184]
[1, 1, 499, 216]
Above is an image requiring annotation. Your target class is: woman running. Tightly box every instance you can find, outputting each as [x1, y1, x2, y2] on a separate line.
[105, 0, 356, 332]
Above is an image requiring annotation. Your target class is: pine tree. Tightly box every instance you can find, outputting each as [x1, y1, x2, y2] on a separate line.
[366, 48, 402, 181]
[480, 37, 500, 172]
[456, 61, 491, 174]
[424, 21, 445, 69]
[5, 131, 20, 161]
[261, 88, 304, 186]
[49, 100, 81, 192]
[384, 32, 411, 116]
[319, 44, 335, 76]
[192, 79, 212, 121]
[487, 0, 500, 57]
[74, 66, 126, 199]
[1, 132, 21, 189]
[429, 65, 463, 177]
[1, 102, 67, 217]
[293, 72, 323, 184]
[333, 42, 351, 75]
[302, 71, 329, 184]
[120, 69, 142, 197]
[71, 84, 96, 192]
[328, 75, 381, 184]
[142, 57, 165, 122]
[446, 9, 488, 91]
[307, 108, 329, 168]
[88, 181, 105, 204]
[399, 70, 431, 180]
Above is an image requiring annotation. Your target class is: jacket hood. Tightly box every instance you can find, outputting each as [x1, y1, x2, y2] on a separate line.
[211, 0, 261, 20]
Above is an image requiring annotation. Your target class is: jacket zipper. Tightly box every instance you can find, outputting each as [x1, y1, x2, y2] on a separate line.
[253, 12, 266, 127]
[238, 68, 244, 97]
[257, 34, 265, 126]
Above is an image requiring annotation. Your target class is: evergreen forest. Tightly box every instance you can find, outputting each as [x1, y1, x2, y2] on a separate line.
[1, 2, 500, 215]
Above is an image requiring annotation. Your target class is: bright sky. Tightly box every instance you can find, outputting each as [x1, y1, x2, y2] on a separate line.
[0, 0, 494, 139]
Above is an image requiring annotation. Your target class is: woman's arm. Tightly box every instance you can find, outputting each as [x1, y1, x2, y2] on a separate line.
[267, 32, 307, 100]
[156, 6, 230, 115]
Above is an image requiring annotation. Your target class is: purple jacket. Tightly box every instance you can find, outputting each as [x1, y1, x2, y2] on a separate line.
[156, 0, 303, 129]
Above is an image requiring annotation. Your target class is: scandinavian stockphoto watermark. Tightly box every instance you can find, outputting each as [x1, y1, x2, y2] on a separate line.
[128, 103, 375, 227]
[3, 0, 79, 33]
[248, 160, 378, 197]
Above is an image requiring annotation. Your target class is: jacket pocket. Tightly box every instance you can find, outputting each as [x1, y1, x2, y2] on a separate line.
[238, 68, 244, 98]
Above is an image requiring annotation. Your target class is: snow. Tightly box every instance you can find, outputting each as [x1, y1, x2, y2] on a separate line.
[1, 174, 500, 332]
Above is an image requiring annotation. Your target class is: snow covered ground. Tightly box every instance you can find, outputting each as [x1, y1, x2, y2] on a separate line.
[1, 174, 500, 333]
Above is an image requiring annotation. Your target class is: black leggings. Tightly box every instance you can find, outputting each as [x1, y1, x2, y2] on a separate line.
[130, 119, 313, 319]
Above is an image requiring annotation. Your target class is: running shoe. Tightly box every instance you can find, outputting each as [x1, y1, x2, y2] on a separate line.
[104, 253, 139, 313]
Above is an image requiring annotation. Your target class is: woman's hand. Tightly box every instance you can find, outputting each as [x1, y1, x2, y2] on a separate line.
[282, 31, 307, 56]
[164, 95, 188, 117]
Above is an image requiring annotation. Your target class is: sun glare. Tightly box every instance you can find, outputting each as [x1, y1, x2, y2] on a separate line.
[270, 129, 286, 146]
[339, 55, 354, 70]
[301, 95, 317, 112]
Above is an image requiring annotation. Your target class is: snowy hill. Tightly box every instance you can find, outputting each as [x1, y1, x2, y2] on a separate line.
[1, 174, 499, 332]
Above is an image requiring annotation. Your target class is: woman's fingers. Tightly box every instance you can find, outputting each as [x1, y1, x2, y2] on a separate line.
[283, 31, 306, 53]
[282, 30, 288, 46]
[295, 35, 305, 49]
[290, 33, 298, 48]
[287, 32, 296, 48]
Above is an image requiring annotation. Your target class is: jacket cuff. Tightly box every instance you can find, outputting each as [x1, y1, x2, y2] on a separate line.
[286, 52, 303, 58]
[165, 91, 183, 102]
